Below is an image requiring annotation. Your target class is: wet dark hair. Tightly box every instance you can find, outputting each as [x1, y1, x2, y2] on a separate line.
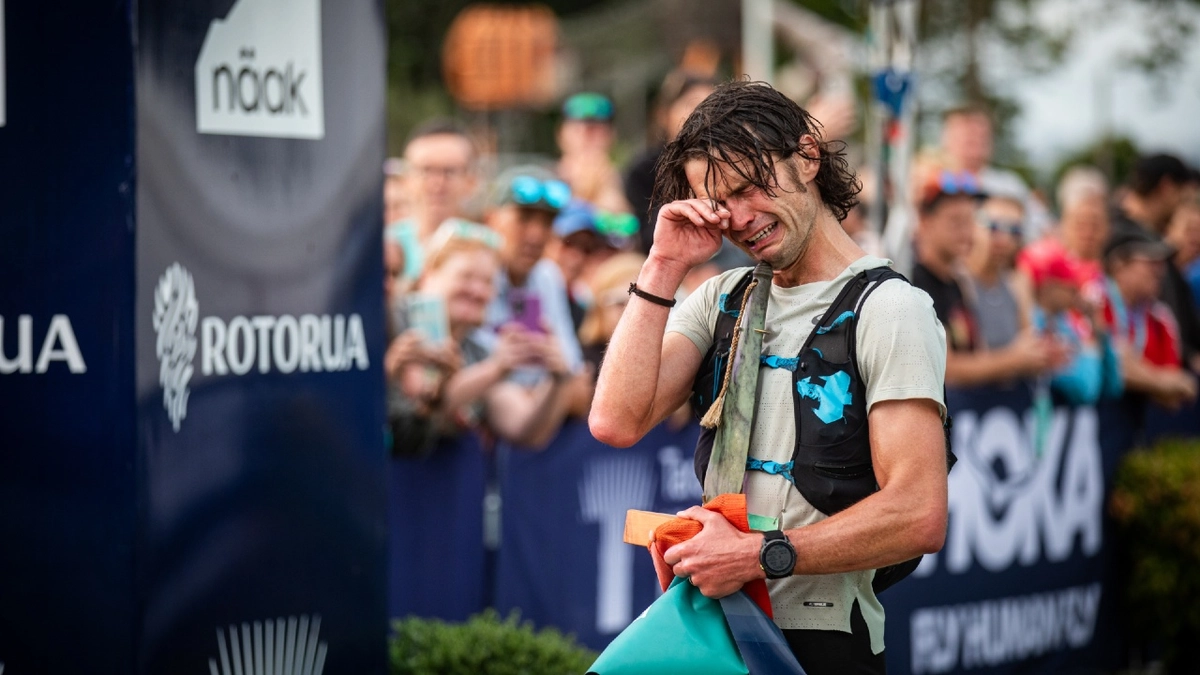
[653, 80, 861, 222]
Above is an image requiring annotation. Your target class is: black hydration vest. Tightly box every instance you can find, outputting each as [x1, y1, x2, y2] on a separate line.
[689, 266, 955, 594]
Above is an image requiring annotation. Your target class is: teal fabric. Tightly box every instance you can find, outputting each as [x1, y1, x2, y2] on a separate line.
[587, 577, 748, 675]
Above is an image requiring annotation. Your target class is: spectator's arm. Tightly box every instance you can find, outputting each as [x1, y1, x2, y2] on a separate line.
[945, 329, 1064, 387]
[484, 377, 573, 450]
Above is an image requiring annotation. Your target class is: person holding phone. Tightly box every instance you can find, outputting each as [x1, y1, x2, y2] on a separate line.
[478, 166, 593, 420]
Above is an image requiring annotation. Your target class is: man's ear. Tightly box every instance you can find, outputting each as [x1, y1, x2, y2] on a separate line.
[793, 133, 822, 184]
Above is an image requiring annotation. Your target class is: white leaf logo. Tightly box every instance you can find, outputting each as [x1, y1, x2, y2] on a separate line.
[153, 263, 199, 432]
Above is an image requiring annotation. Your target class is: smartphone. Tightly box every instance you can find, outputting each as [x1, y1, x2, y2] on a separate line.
[407, 293, 449, 344]
[507, 288, 544, 333]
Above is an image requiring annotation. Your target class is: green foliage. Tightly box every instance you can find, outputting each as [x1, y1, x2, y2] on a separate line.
[1110, 437, 1200, 671]
[390, 610, 598, 675]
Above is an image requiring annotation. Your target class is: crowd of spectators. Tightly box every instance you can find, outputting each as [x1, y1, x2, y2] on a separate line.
[380, 73, 1200, 458]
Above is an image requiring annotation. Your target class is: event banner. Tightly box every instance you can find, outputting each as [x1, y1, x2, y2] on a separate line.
[881, 386, 1132, 674]
[495, 420, 705, 651]
[135, 1, 387, 673]
[0, 2, 138, 672]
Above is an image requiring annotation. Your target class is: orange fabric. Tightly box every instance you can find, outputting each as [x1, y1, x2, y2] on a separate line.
[648, 493, 774, 618]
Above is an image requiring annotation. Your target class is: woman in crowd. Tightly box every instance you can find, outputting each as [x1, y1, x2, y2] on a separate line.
[386, 222, 579, 455]
[966, 194, 1034, 350]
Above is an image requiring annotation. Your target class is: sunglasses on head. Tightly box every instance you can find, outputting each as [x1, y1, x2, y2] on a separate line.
[985, 220, 1023, 238]
[509, 176, 571, 210]
[938, 170, 982, 196]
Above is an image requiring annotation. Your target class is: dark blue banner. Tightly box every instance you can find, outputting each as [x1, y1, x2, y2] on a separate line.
[134, 1, 387, 673]
[880, 385, 1132, 674]
[0, 2, 137, 673]
[389, 434, 490, 623]
[495, 420, 704, 651]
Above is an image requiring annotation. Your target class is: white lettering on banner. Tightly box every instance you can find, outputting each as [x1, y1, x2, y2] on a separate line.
[913, 406, 1103, 576]
[0, 315, 87, 375]
[911, 584, 1102, 673]
[200, 314, 367, 377]
[209, 615, 327, 675]
[579, 456, 655, 634]
[154, 263, 369, 432]
[657, 445, 702, 503]
[194, 0, 324, 139]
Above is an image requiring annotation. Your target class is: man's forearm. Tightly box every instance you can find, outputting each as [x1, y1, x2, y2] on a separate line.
[589, 255, 688, 447]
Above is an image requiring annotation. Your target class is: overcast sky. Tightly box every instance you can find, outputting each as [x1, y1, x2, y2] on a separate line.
[1007, 0, 1200, 170]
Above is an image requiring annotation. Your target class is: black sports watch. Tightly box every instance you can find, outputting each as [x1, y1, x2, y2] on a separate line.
[759, 530, 796, 580]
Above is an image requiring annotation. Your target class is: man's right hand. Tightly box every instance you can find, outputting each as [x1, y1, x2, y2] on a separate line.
[648, 199, 730, 273]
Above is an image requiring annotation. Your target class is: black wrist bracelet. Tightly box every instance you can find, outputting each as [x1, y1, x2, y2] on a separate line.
[628, 282, 677, 308]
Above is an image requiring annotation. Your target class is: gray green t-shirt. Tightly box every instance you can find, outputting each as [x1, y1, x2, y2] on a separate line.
[666, 255, 947, 653]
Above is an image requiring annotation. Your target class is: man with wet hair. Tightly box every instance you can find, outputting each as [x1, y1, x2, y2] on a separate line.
[590, 80, 949, 672]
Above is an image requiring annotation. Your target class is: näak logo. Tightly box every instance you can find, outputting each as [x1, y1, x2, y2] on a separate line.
[209, 615, 326, 675]
[195, 0, 324, 139]
[153, 263, 199, 432]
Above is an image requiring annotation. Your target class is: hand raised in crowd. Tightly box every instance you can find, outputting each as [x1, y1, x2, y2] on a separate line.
[491, 325, 546, 373]
[649, 199, 731, 272]
[385, 330, 426, 382]
[1154, 370, 1199, 411]
[1006, 329, 1071, 376]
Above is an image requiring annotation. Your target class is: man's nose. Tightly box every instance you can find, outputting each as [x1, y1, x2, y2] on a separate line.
[725, 199, 754, 231]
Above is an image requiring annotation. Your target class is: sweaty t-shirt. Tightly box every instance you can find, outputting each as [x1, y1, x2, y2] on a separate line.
[667, 256, 947, 654]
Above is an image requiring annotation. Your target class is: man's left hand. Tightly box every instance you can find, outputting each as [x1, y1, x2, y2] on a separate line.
[661, 506, 765, 598]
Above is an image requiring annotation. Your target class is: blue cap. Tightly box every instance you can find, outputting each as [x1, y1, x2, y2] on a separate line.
[553, 200, 599, 238]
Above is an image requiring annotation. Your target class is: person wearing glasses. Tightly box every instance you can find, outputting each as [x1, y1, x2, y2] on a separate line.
[386, 119, 480, 284]
[478, 166, 593, 421]
[591, 81, 950, 673]
[964, 193, 1035, 351]
[912, 169, 1067, 387]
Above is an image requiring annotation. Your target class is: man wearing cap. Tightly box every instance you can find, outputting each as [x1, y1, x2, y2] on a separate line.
[479, 166, 591, 409]
[591, 80, 949, 673]
[1101, 229, 1198, 412]
[557, 92, 630, 215]
[1112, 153, 1200, 372]
[911, 169, 1065, 387]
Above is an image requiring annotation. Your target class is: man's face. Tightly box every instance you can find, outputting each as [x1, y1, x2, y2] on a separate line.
[1150, 179, 1185, 229]
[942, 113, 993, 171]
[1060, 196, 1109, 261]
[682, 149, 822, 271]
[979, 197, 1023, 268]
[557, 120, 614, 156]
[920, 196, 977, 265]
[403, 134, 475, 219]
[1167, 205, 1200, 262]
[488, 205, 556, 281]
[1112, 255, 1166, 305]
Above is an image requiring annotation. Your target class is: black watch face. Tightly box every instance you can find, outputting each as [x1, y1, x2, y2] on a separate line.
[764, 540, 794, 575]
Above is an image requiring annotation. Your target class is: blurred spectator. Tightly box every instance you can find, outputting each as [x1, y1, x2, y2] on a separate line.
[1101, 228, 1198, 411]
[478, 165, 593, 416]
[1112, 153, 1200, 371]
[387, 223, 580, 453]
[556, 92, 630, 215]
[577, 251, 646, 370]
[1055, 166, 1111, 304]
[939, 105, 1040, 237]
[912, 169, 1064, 387]
[965, 195, 1034, 350]
[386, 119, 478, 283]
[384, 237, 405, 338]
[1164, 198, 1200, 309]
[625, 71, 718, 251]
[383, 157, 408, 227]
[1019, 240, 1122, 405]
[545, 200, 632, 331]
